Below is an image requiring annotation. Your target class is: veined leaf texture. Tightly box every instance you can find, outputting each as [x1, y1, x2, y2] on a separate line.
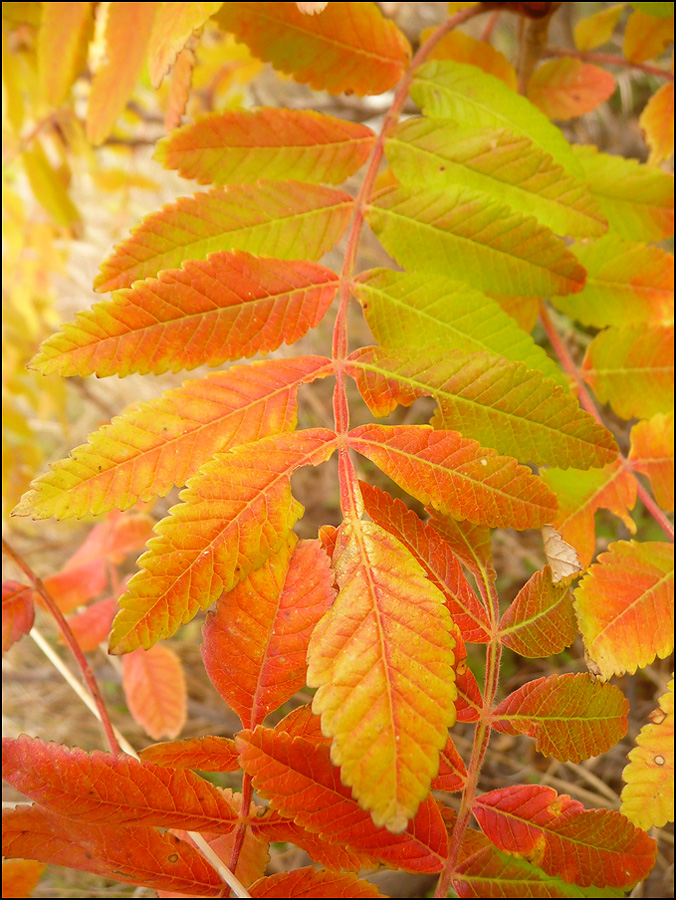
[6, 2, 673, 897]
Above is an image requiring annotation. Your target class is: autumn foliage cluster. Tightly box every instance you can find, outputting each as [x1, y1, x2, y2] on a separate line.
[2, 2, 674, 898]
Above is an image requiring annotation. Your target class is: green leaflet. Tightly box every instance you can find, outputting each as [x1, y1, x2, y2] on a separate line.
[366, 185, 586, 297]
[411, 60, 583, 177]
[386, 118, 606, 238]
[353, 268, 566, 387]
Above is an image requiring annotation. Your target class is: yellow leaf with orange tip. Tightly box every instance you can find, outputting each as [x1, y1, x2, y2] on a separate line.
[621, 678, 674, 830]
[574, 4, 626, 52]
[422, 28, 516, 89]
[307, 517, 456, 834]
[87, 2, 159, 146]
[640, 81, 674, 164]
[629, 413, 674, 511]
[624, 8, 674, 62]
[37, 1, 93, 106]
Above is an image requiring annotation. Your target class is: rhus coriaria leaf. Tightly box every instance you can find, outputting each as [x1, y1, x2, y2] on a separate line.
[235, 724, 449, 872]
[215, 2, 410, 96]
[156, 108, 375, 186]
[492, 673, 629, 762]
[34, 253, 338, 376]
[574, 540, 674, 680]
[2, 581, 34, 654]
[2, 736, 238, 832]
[6, 3, 674, 896]
[307, 516, 456, 833]
[348, 424, 557, 530]
[94, 184, 352, 292]
[109, 428, 337, 653]
[15, 355, 330, 518]
[473, 784, 657, 889]
[203, 536, 335, 728]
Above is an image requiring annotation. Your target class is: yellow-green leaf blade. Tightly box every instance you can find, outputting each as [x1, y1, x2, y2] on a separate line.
[386, 118, 607, 238]
[156, 108, 375, 186]
[346, 346, 617, 469]
[366, 185, 586, 297]
[573, 145, 674, 242]
[109, 428, 337, 654]
[13, 356, 331, 520]
[411, 60, 583, 177]
[552, 236, 673, 328]
[35, 252, 339, 377]
[147, 2, 223, 88]
[353, 268, 566, 386]
[307, 517, 456, 833]
[95, 182, 353, 293]
[348, 424, 558, 531]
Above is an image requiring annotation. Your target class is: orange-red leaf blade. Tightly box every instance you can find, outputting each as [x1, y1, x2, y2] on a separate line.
[499, 567, 578, 658]
[139, 735, 239, 771]
[122, 643, 187, 740]
[109, 429, 337, 654]
[15, 356, 330, 519]
[215, 1, 410, 96]
[203, 537, 335, 728]
[528, 58, 615, 121]
[156, 108, 374, 186]
[473, 784, 656, 889]
[348, 424, 557, 531]
[492, 673, 628, 763]
[629, 413, 674, 511]
[248, 867, 385, 898]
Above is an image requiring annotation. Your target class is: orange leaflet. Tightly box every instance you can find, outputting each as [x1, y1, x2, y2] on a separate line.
[140, 734, 239, 771]
[528, 58, 616, 121]
[122, 643, 187, 740]
[499, 566, 578, 658]
[2, 581, 34, 654]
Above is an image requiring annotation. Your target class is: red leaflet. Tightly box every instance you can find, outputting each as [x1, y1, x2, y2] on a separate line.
[360, 482, 490, 642]
[140, 735, 240, 771]
[236, 726, 448, 872]
[349, 424, 557, 530]
[66, 596, 117, 652]
[251, 812, 375, 872]
[432, 735, 467, 792]
[473, 784, 656, 889]
[499, 567, 578, 658]
[492, 673, 628, 763]
[202, 537, 335, 728]
[2, 736, 238, 833]
[36, 252, 338, 376]
[2, 805, 224, 897]
[425, 512, 497, 587]
[2, 580, 34, 654]
[156, 108, 375, 186]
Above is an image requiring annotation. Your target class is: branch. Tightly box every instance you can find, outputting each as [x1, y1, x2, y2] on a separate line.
[545, 45, 674, 80]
